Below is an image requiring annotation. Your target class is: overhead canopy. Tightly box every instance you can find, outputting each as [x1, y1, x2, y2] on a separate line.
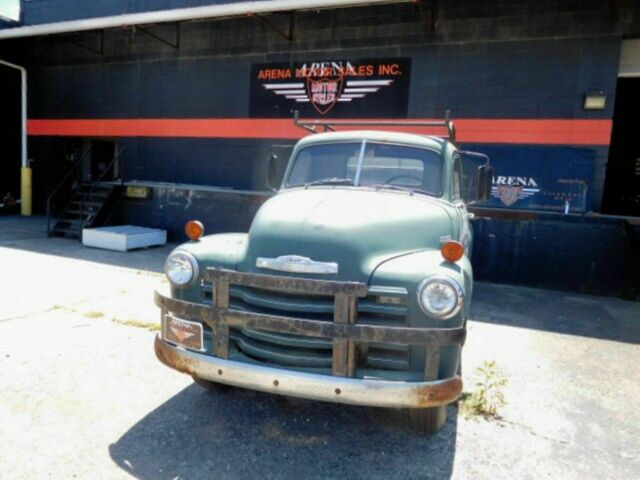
[0, 0, 409, 39]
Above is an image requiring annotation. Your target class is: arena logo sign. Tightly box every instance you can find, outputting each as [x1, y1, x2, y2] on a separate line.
[491, 176, 541, 207]
[250, 58, 411, 118]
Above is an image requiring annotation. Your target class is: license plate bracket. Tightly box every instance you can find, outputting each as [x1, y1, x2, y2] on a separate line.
[163, 314, 204, 352]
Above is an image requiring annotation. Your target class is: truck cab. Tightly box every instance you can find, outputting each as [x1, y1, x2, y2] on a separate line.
[154, 118, 491, 433]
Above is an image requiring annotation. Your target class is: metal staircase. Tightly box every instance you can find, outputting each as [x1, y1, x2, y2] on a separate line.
[49, 182, 118, 238]
[47, 146, 124, 240]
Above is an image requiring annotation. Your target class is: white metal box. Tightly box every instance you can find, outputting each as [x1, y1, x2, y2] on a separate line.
[82, 225, 167, 252]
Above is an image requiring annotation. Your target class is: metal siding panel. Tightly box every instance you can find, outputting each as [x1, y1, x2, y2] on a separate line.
[20, 0, 248, 26]
[129, 138, 274, 190]
[471, 216, 637, 295]
[18, 20, 620, 123]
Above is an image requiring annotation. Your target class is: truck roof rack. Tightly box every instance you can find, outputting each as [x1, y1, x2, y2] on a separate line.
[293, 110, 457, 143]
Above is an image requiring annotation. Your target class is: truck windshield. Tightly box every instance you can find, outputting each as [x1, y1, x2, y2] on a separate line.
[286, 141, 442, 196]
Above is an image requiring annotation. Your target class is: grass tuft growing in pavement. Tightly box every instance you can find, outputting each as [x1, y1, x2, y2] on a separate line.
[460, 360, 508, 419]
[113, 317, 160, 331]
[84, 311, 104, 319]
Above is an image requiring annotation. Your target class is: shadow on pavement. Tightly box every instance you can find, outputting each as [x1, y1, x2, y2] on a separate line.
[0, 215, 173, 273]
[471, 282, 640, 344]
[109, 385, 457, 480]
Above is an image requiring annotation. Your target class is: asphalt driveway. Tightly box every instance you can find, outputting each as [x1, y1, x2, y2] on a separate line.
[0, 216, 639, 479]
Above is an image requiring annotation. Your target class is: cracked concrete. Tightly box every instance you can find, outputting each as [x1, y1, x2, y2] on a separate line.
[0, 216, 639, 479]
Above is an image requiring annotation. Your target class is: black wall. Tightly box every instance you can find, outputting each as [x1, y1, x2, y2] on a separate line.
[111, 186, 268, 237]
[471, 214, 640, 297]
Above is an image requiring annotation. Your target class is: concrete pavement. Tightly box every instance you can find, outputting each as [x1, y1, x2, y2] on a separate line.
[0, 216, 639, 479]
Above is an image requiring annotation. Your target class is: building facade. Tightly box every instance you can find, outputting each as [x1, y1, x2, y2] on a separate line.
[0, 0, 638, 293]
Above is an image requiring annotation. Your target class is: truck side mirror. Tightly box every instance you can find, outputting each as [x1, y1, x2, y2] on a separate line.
[477, 165, 493, 201]
[459, 150, 492, 204]
[267, 145, 293, 192]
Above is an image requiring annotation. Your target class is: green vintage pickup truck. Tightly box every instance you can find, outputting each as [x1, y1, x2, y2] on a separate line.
[154, 116, 491, 433]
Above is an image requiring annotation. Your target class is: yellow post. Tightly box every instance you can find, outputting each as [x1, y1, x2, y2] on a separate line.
[21, 166, 32, 216]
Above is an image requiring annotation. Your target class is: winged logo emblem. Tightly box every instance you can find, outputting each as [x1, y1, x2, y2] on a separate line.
[262, 79, 394, 115]
[256, 255, 338, 274]
[491, 176, 541, 207]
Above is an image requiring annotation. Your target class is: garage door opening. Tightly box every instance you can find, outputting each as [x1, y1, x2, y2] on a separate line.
[0, 65, 21, 215]
[602, 77, 640, 216]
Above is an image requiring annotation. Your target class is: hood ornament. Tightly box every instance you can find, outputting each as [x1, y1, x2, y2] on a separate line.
[256, 255, 338, 274]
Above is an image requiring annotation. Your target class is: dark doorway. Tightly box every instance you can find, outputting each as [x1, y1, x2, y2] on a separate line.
[0, 66, 21, 214]
[32, 138, 87, 216]
[30, 138, 118, 215]
[602, 77, 640, 216]
[87, 139, 117, 182]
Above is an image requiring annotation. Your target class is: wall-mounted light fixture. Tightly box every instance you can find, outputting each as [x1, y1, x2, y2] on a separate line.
[125, 186, 151, 199]
[583, 91, 607, 110]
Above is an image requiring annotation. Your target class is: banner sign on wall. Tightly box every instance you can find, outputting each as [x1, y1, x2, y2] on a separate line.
[467, 145, 596, 213]
[250, 58, 411, 118]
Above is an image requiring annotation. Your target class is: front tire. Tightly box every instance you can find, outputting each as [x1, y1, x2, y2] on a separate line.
[408, 405, 448, 433]
[192, 375, 232, 392]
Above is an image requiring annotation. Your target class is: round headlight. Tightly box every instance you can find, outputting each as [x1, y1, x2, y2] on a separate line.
[417, 276, 463, 319]
[164, 251, 199, 286]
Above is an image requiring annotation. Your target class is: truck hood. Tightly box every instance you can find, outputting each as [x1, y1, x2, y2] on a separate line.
[238, 187, 455, 282]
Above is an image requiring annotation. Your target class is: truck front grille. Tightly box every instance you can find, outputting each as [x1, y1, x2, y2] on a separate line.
[202, 281, 410, 372]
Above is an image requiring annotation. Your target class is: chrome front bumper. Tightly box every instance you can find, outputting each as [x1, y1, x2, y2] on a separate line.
[155, 335, 463, 408]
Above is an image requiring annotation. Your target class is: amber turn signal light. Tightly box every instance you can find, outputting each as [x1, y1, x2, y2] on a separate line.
[441, 240, 464, 262]
[185, 220, 205, 241]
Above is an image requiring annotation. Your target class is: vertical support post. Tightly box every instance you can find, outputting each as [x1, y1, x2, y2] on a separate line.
[20, 68, 27, 169]
[213, 279, 230, 359]
[425, 345, 440, 381]
[21, 166, 32, 216]
[346, 295, 357, 375]
[332, 293, 357, 377]
[19, 57, 29, 215]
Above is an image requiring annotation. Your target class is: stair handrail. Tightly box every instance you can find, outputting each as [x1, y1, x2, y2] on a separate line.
[79, 147, 126, 230]
[46, 147, 92, 236]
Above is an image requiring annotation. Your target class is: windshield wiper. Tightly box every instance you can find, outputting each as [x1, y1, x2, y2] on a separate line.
[367, 183, 435, 197]
[304, 177, 354, 187]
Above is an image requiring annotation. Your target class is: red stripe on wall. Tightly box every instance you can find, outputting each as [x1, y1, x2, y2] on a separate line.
[27, 118, 613, 146]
